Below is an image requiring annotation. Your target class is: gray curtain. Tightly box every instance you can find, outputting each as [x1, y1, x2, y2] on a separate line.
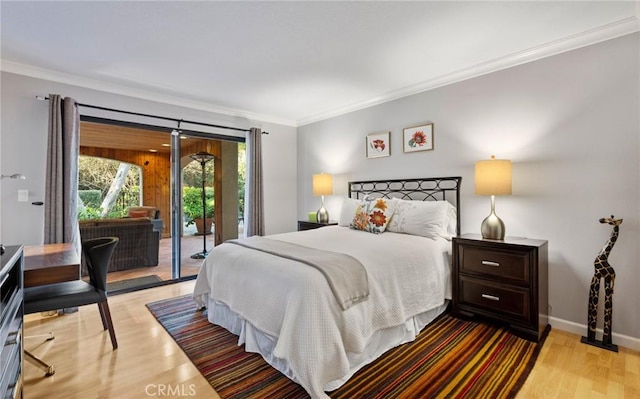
[244, 127, 264, 236]
[44, 94, 80, 249]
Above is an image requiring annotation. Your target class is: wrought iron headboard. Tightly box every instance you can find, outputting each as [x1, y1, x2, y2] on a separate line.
[348, 176, 462, 235]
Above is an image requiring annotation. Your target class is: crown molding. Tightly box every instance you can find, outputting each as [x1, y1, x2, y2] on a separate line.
[298, 15, 640, 126]
[0, 60, 298, 128]
[2, 14, 638, 129]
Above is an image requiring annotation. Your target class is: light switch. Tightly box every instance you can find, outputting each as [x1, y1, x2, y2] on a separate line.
[18, 190, 29, 202]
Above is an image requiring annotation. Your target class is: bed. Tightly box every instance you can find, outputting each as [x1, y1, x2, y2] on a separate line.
[193, 176, 462, 398]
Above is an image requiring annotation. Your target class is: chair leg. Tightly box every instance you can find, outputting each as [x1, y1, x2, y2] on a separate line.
[25, 350, 55, 377]
[98, 301, 118, 350]
[24, 332, 56, 376]
[97, 300, 108, 331]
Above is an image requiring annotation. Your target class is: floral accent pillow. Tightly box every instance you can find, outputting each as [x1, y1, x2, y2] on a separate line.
[350, 197, 397, 234]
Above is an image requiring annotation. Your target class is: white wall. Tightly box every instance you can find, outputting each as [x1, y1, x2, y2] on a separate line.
[0, 72, 298, 245]
[297, 33, 640, 343]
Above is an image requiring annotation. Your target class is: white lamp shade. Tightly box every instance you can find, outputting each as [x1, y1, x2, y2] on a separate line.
[313, 173, 333, 196]
[475, 156, 512, 196]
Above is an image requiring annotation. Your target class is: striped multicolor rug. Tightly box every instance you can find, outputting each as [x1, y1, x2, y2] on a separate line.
[147, 295, 548, 399]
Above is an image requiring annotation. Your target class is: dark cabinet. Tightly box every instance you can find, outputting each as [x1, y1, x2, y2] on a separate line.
[452, 234, 548, 342]
[1, 245, 24, 398]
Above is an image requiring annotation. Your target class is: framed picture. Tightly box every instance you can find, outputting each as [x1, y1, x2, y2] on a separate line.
[366, 131, 390, 158]
[403, 123, 434, 153]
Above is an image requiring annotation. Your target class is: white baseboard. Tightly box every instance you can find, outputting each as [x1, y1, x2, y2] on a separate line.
[549, 316, 640, 352]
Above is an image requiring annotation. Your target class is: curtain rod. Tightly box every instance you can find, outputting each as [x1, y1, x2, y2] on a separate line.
[36, 95, 269, 134]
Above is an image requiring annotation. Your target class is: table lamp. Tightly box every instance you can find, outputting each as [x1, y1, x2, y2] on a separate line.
[313, 173, 333, 223]
[475, 155, 512, 240]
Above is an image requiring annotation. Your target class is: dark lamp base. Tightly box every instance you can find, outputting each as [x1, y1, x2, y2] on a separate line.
[190, 251, 209, 259]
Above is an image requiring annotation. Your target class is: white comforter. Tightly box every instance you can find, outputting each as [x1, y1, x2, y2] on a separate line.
[193, 226, 451, 398]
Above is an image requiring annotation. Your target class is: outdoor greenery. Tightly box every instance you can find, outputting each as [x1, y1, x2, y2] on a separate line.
[78, 189, 101, 208]
[238, 142, 246, 219]
[77, 205, 104, 220]
[78, 157, 140, 220]
[183, 186, 214, 226]
[78, 189, 105, 219]
[182, 159, 214, 187]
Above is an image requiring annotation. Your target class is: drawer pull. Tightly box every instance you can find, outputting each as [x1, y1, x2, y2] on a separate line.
[5, 330, 20, 345]
[481, 260, 500, 267]
[481, 294, 500, 301]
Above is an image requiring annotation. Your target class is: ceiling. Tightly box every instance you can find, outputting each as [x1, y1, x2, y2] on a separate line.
[80, 121, 220, 154]
[80, 121, 174, 153]
[1, 1, 638, 127]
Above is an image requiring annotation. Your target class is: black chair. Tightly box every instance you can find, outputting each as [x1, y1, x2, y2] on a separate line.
[24, 237, 119, 376]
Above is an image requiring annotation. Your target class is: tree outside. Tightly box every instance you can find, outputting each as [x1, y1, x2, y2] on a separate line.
[182, 159, 214, 187]
[78, 156, 140, 219]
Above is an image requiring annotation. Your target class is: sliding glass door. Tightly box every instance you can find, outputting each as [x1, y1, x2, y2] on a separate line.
[78, 117, 243, 289]
[175, 133, 217, 279]
[175, 133, 243, 279]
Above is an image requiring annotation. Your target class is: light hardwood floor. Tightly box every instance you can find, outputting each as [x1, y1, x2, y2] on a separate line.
[23, 281, 217, 399]
[23, 281, 640, 399]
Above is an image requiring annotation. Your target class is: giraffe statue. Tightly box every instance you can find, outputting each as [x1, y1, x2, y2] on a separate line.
[586, 215, 622, 348]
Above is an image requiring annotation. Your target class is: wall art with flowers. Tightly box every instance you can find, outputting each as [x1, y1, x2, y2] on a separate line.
[366, 131, 390, 158]
[403, 123, 434, 153]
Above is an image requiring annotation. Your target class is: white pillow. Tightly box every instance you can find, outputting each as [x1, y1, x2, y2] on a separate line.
[444, 202, 458, 238]
[387, 199, 457, 239]
[339, 198, 361, 226]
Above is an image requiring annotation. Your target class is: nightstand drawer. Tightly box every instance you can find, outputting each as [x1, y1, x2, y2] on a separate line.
[459, 277, 530, 321]
[459, 245, 529, 284]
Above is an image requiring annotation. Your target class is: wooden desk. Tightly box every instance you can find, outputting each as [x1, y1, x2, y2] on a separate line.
[24, 243, 80, 288]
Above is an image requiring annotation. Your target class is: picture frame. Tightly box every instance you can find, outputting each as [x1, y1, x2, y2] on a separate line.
[403, 123, 434, 153]
[366, 131, 390, 158]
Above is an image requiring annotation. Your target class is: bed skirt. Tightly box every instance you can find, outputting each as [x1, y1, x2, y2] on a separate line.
[206, 297, 449, 392]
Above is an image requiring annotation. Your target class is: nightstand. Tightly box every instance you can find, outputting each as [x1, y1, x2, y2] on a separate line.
[297, 220, 338, 231]
[452, 234, 548, 342]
